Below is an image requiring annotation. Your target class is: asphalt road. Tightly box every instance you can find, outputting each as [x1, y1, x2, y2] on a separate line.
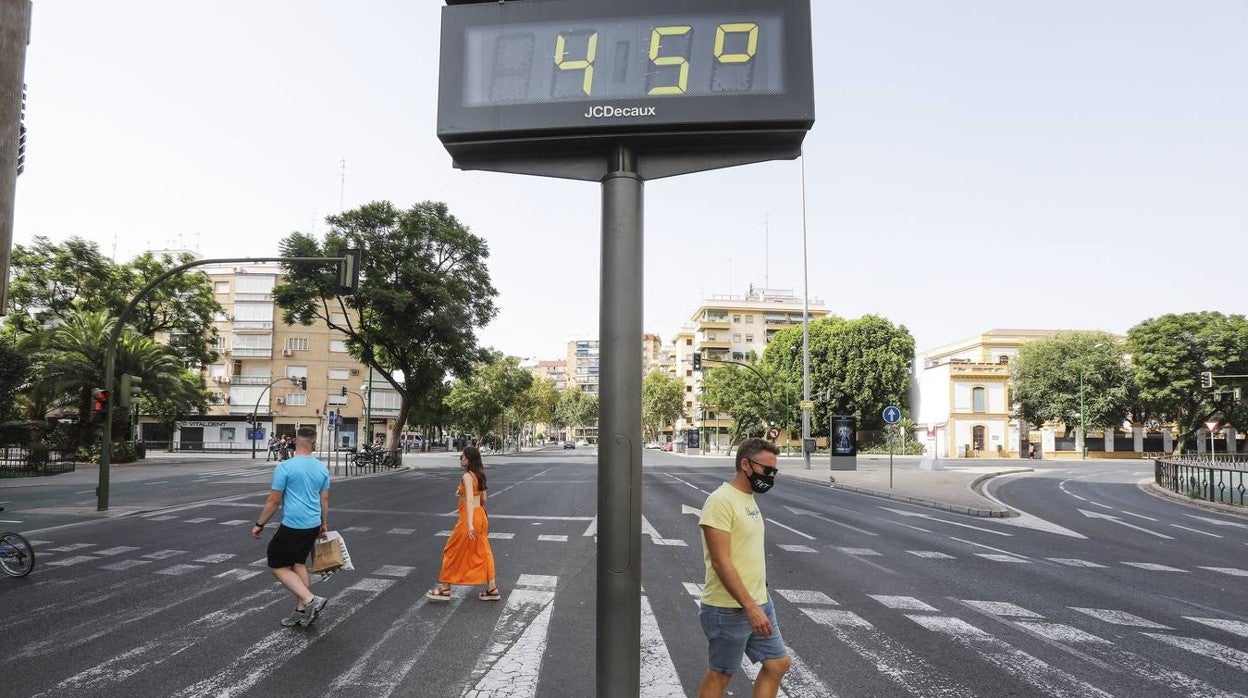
[1, 449, 1245, 697]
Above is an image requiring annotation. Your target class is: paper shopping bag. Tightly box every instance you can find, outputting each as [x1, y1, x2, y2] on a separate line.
[311, 532, 345, 573]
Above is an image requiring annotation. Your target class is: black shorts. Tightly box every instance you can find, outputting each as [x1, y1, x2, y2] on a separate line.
[266, 524, 321, 568]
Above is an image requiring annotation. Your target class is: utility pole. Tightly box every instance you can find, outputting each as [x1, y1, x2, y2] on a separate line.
[0, 0, 33, 312]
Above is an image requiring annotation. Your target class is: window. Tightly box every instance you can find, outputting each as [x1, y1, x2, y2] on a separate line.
[972, 387, 986, 413]
[286, 337, 309, 351]
[972, 425, 986, 451]
[706, 333, 717, 341]
[330, 313, 349, 327]
[686, 370, 692, 377]
[286, 366, 308, 380]
[213, 310, 229, 322]
[330, 340, 348, 353]
[745, 334, 754, 343]
[686, 401, 693, 409]
[733, 315, 741, 323]
[213, 281, 230, 294]
[210, 364, 226, 379]
[329, 368, 349, 380]
[328, 395, 347, 405]
[235, 274, 276, 294]
[285, 393, 308, 406]
[221, 427, 236, 442]
[686, 339, 693, 346]
[745, 315, 754, 324]
[732, 334, 741, 343]
[686, 385, 692, 392]
[213, 336, 228, 351]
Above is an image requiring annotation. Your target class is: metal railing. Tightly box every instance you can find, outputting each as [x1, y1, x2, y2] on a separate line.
[0, 446, 77, 478]
[1155, 457, 1248, 506]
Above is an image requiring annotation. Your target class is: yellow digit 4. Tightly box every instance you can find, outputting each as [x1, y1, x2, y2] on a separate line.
[648, 26, 692, 95]
[714, 23, 759, 64]
[554, 31, 598, 95]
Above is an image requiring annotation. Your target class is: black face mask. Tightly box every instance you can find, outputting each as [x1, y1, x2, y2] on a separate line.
[742, 462, 776, 494]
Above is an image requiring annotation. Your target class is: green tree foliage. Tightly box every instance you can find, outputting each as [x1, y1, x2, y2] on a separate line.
[519, 377, 561, 435]
[556, 386, 598, 434]
[273, 201, 498, 448]
[0, 340, 29, 422]
[763, 315, 914, 433]
[122, 251, 221, 367]
[444, 353, 533, 446]
[701, 360, 778, 444]
[642, 370, 685, 440]
[1127, 312, 1248, 445]
[5, 236, 121, 334]
[1012, 332, 1130, 435]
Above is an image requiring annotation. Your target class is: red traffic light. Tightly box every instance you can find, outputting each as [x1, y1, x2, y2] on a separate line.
[91, 388, 110, 423]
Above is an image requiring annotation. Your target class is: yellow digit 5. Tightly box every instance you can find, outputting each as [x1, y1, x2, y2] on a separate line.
[648, 25, 692, 95]
[714, 23, 759, 64]
[555, 31, 598, 95]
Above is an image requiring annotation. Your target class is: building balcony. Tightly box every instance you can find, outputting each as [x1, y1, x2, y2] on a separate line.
[699, 341, 731, 351]
[233, 293, 273, 302]
[229, 347, 272, 358]
[229, 375, 273, 386]
[949, 363, 1011, 378]
[232, 320, 274, 330]
[698, 320, 732, 331]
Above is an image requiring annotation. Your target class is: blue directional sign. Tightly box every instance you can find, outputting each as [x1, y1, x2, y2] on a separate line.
[882, 405, 901, 424]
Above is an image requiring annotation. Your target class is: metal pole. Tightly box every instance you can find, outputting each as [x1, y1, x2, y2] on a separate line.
[800, 153, 812, 468]
[889, 425, 894, 488]
[0, 0, 32, 312]
[1080, 370, 1086, 459]
[597, 145, 642, 697]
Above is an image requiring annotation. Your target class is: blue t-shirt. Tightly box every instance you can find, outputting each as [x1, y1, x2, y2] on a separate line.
[270, 454, 330, 529]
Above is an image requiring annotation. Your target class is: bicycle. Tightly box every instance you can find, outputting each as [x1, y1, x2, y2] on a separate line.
[0, 510, 35, 578]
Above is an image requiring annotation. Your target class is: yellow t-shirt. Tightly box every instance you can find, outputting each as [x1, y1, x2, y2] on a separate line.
[699, 482, 767, 607]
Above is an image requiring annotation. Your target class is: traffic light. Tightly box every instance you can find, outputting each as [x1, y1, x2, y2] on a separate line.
[299, 376, 307, 390]
[91, 388, 109, 424]
[692, 352, 702, 371]
[337, 248, 361, 296]
[1201, 371, 1213, 389]
[341, 386, 348, 397]
[118, 374, 143, 408]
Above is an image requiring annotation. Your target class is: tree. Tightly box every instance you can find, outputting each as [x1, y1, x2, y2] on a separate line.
[142, 370, 215, 452]
[518, 377, 560, 443]
[701, 360, 778, 444]
[444, 353, 533, 449]
[763, 315, 914, 433]
[0, 340, 29, 422]
[642, 370, 685, 441]
[1012, 332, 1130, 435]
[122, 251, 221, 368]
[4, 236, 122, 335]
[273, 201, 498, 448]
[1127, 312, 1248, 447]
[556, 386, 598, 437]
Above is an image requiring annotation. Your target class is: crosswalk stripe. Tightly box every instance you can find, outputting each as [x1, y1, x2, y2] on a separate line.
[462, 587, 557, 697]
[386, 528, 415, 535]
[800, 607, 969, 697]
[45, 555, 99, 567]
[907, 614, 1113, 698]
[1070, 608, 1170, 629]
[329, 593, 463, 696]
[776, 589, 838, 606]
[1120, 562, 1186, 572]
[1185, 617, 1248, 638]
[1046, 558, 1107, 568]
[1013, 621, 1242, 698]
[214, 568, 263, 581]
[1196, 566, 1248, 577]
[516, 574, 558, 589]
[93, 546, 140, 556]
[906, 550, 955, 559]
[779, 544, 817, 553]
[975, 554, 1030, 563]
[173, 579, 397, 697]
[101, 559, 152, 571]
[537, 535, 568, 542]
[836, 547, 880, 556]
[868, 595, 937, 612]
[219, 519, 250, 526]
[960, 601, 1042, 618]
[487, 532, 515, 540]
[142, 549, 187, 560]
[156, 564, 203, 576]
[193, 553, 236, 563]
[1144, 633, 1248, 672]
[46, 543, 95, 552]
[639, 594, 685, 697]
[183, 518, 214, 524]
[371, 565, 414, 577]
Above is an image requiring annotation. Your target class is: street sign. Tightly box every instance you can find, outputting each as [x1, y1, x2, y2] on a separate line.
[328, 411, 337, 427]
[883, 405, 901, 424]
[766, 427, 780, 439]
[800, 400, 814, 410]
[1205, 420, 1220, 433]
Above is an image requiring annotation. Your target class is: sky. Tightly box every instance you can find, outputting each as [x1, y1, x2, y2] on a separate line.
[13, 1, 1248, 361]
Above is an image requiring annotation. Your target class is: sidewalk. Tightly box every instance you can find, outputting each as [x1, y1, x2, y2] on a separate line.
[760, 454, 1031, 518]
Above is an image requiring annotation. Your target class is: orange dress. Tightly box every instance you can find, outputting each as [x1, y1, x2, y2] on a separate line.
[438, 472, 495, 585]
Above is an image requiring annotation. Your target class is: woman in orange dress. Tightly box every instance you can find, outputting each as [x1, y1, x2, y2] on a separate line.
[427, 446, 500, 601]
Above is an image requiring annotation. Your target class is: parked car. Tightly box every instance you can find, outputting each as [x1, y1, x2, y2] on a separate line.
[662, 442, 673, 451]
[643, 441, 661, 450]
[576, 439, 589, 447]
[562, 441, 576, 449]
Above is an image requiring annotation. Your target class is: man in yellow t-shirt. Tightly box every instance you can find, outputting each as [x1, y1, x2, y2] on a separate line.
[697, 437, 791, 697]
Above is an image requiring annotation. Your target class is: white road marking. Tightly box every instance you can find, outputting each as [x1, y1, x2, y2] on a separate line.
[1090, 501, 1115, 510]
[583, 516, 597, 537]
[387, 528, 415, 535]
[801, 607, 968, 697]
[907, 614, 1113, 698]
[779, 544, 817, 553]
[1185, 617, 1248, 638]
[639, 594, 685, 698]
[329, 593, 462, 697]
[880, 507, 1012, 536]
[681, 503, 703, 517]
[219, 519, 250, 526]
[868, 595, 938, 612]
[142, 549, 186, 560]
[193, 553, 236, 563]
[45, 555, 98, 567]
[960, 600, 1042, 618]
[975, 553, 1031, 563]
[183, 517, 214, 524]
[783, 505, 878, 536]
[435, 530, 451, 537]
[1078, 509, 1174, 539]
[174, 579, 396, 697]
[776, 589, 838, 605]
[907, 550, 955, 559]
[371, 565, 414, 577]
[156, 564, 203, 576]
[516, 574, 558, 589]
[1183, 514, 1248, 530]
[101, 559, 151, 571]
[836, 547, 880, 556]
[1170, 524, 1222, 538]
[1070, 607, 1170, 629]
[1118, 510, 1158, 521]
[765, 517, 817, 540]
[342, 526, 370, 532]
[978, 479, 1088, 538]
[46, 543, 95, 552]
[214, 568, 263, 581]
[1121, 562, 1186, 573]
[462, 588, 556, 697]
[1047, 558, 1107, 568]
[537, 535, 567, 542]
[641, 515, 688, 547]
[1197, 566, 1248, 577]
[147, 515, 178, 521]
[1145, 634, 1248, 672]
[486, 532, 514, 540]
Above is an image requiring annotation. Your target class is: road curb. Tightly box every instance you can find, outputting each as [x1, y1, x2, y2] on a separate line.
[829, 482, 1013, 518]
[1141, 481, 1248, 520]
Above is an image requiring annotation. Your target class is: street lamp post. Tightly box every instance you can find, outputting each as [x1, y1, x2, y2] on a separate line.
[1079, 370, 1087, 459]
[251, 376, 302, 459]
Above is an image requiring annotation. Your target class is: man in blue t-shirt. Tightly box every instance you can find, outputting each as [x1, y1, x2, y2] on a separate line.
[251, 426, 331, 627]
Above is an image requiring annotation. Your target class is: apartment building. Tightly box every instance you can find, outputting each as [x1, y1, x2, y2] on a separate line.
[140, 263, 397, 451]
[676, 287, 829, 451]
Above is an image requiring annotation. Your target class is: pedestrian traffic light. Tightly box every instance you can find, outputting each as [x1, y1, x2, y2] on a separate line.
[1200, 371, 1213, 389]
[340, 386, 347, 397]
[299, 376, 307, 390]
[91, 388, 109, 424]
[118, 374, 143, 408]
[692, 353, 702, 371]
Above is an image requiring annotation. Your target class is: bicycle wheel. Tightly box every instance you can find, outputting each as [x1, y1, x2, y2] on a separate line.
[0, 532, 35, 577]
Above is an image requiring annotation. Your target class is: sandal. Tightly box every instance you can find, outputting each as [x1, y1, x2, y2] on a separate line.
[478, 587, 502, 601]
[426, 585, 452, 601]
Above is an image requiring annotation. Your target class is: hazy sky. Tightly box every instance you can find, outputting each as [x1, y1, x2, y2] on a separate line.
[14, 1, 1248, 360]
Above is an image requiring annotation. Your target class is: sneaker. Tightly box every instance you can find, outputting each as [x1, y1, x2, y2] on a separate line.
[280, 609, 308, 627]
[298, 595, 329, 627]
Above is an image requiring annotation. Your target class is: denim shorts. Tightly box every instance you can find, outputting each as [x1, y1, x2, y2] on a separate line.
[699, 600, 788, 674]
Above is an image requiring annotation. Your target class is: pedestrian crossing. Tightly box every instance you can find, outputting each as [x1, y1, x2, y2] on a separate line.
[4, 551, 1247, 698]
